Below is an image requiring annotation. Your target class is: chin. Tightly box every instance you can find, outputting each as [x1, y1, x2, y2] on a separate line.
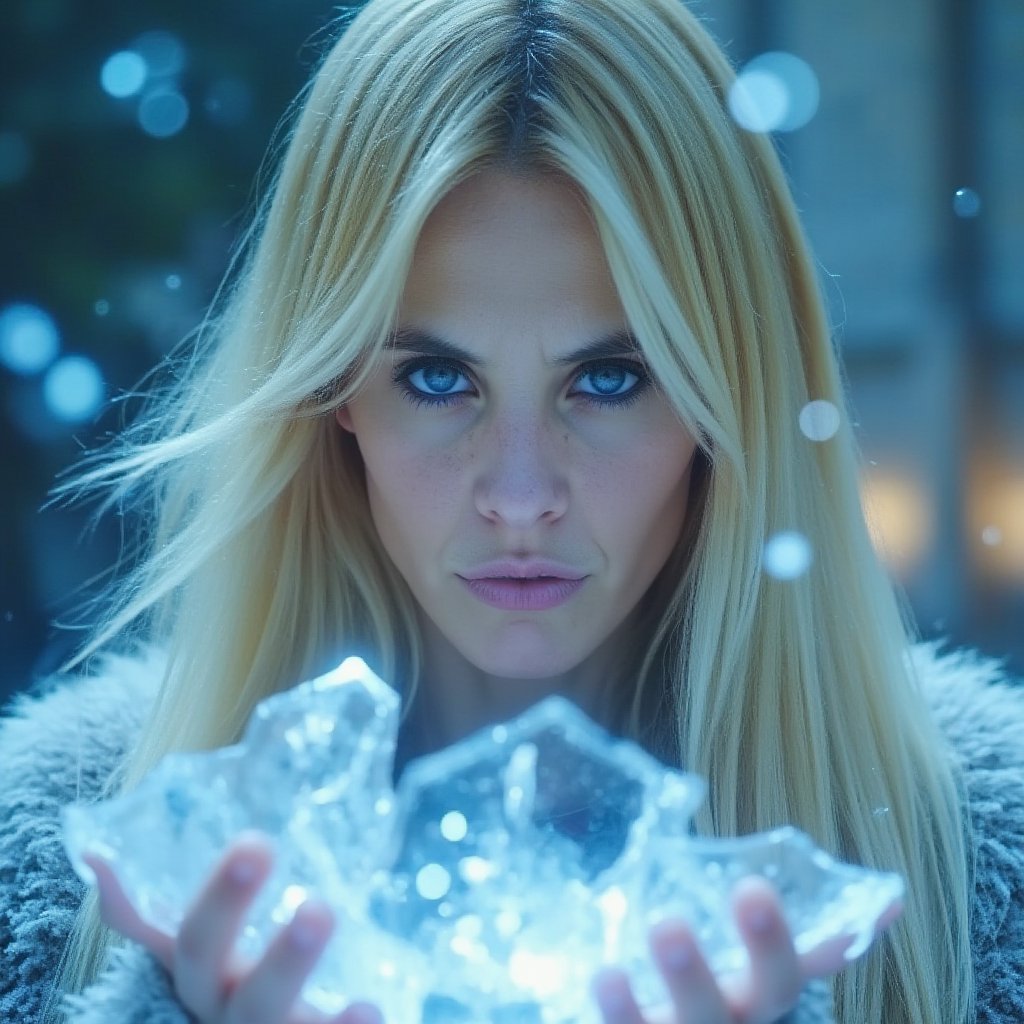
[474, 661, 577, 682]
[461, 630, 591, 682]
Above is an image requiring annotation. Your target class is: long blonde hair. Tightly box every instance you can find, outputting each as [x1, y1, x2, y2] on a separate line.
[55, 1, 972, 1021]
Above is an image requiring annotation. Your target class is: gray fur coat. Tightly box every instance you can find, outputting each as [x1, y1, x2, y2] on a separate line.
[1, 642, 1023, 1023]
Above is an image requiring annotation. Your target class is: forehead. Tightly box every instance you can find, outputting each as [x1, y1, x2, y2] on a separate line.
[399, 169, 627, 334]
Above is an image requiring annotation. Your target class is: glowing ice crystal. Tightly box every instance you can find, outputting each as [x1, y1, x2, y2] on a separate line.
[64, 657, 902, 1024]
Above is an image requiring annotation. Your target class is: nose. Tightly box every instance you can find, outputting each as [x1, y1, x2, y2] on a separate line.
[473, 411, 569, 529]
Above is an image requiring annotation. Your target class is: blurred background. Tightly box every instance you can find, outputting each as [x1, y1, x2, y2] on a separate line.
[1, 0, 1021, 703]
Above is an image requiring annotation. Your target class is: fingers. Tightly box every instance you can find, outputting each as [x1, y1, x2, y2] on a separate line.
[173, 832, 274, 1019]
[639, 875, 891, 1024]
[615, 877, 804, 1024]
[328, 1001, 385, 1024]
[593, 928, 740, 1024]
[727, 876, 802, 1021]
[592, 967, 648, 1024]
[646, 920, 732, 1024]
[84, 852, 176, 968]
[224, 901, 335, 1024]
[88, 836, 379, 1024]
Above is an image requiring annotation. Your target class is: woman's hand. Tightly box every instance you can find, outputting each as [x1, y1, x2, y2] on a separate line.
[591, 875, 902, 1024]
[84, 831, 382, 1024]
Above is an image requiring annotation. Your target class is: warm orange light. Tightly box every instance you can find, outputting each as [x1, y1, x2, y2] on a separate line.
[968, 467, 1024, 582]
[859, 469, 933, 578]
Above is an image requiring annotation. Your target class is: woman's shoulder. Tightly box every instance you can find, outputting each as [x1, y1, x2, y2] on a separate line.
[0, 645, 165, 800]
[0, 644, 165, 1022]
[909, 639, 1024, 753]
[909, 640, 1024, 1020]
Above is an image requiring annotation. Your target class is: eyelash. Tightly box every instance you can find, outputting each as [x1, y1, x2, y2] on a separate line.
[391, 357, 653, 409]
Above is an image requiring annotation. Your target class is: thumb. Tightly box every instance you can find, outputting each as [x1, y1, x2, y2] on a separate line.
[82, 852, 176, 968]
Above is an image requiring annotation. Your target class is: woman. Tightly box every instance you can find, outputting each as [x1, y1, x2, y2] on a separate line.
[2, 0, 1022, 1021]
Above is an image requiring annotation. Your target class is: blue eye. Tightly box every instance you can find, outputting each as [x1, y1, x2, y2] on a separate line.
[572, 360, 650, 405]
[410, 363, 465, 394]
[394, 357, 473, 406]
[392, 356, 651, 410]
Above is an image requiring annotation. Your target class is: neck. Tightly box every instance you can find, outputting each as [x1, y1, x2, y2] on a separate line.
[399, 610, 640, 765]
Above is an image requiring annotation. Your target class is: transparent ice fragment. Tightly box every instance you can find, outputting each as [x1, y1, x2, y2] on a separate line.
[63, 657, 903, 1024]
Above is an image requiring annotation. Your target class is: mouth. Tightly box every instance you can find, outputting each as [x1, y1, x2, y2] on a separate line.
[457, 574, 587, 611]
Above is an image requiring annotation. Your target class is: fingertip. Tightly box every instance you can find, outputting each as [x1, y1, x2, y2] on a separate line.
[732, 875, 785, 938]
[301, 897, 336, 931]
[229, 830, 276, 869]
[647, 919, 698, 975]
[337, 1001, 384, 1024]
[232, 828, 274, 851]
[591, 966, 634, 1019]
[647, 914, 687, 943]
[81, 855, 125, 920]
[221, 835, 275, 889]
[286, 899, 335, 954]
[78, 851, 108, 889]
[224, 850, 269, 889]
[731, 873, 778, 905]
[590, 965, 621, 997]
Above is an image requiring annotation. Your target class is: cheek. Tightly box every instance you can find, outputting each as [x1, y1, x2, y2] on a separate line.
[359, 433, 466, 540]
[585, 438, 695, 549]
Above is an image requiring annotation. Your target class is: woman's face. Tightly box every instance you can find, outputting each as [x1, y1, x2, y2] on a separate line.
[337, 170, 698, 683]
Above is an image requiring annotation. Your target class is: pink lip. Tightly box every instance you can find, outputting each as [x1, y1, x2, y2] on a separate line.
[458, 560, 588, 611]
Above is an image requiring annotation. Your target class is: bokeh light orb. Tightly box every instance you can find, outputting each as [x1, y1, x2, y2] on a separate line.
[729, 70, 788, 133]
[0, 303, 60, 375]
[415, 863, 452, 901]
[953, 187, 982, 218]
[729, 51, 820, 133]
[763, 531, 814, 580]
[440, 811, 469, 842]
[981, 526, 1003, 547]
[100, 50, 148, 99]
[138, 89, 190, 138]
[42, 355, 105, 423]
[799, 400, 841, 442]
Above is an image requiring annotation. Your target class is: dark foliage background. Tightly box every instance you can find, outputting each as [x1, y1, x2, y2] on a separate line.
[1, 2, 352, 689]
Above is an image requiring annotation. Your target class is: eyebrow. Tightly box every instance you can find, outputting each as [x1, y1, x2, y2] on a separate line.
[387, 326, 643, 365]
